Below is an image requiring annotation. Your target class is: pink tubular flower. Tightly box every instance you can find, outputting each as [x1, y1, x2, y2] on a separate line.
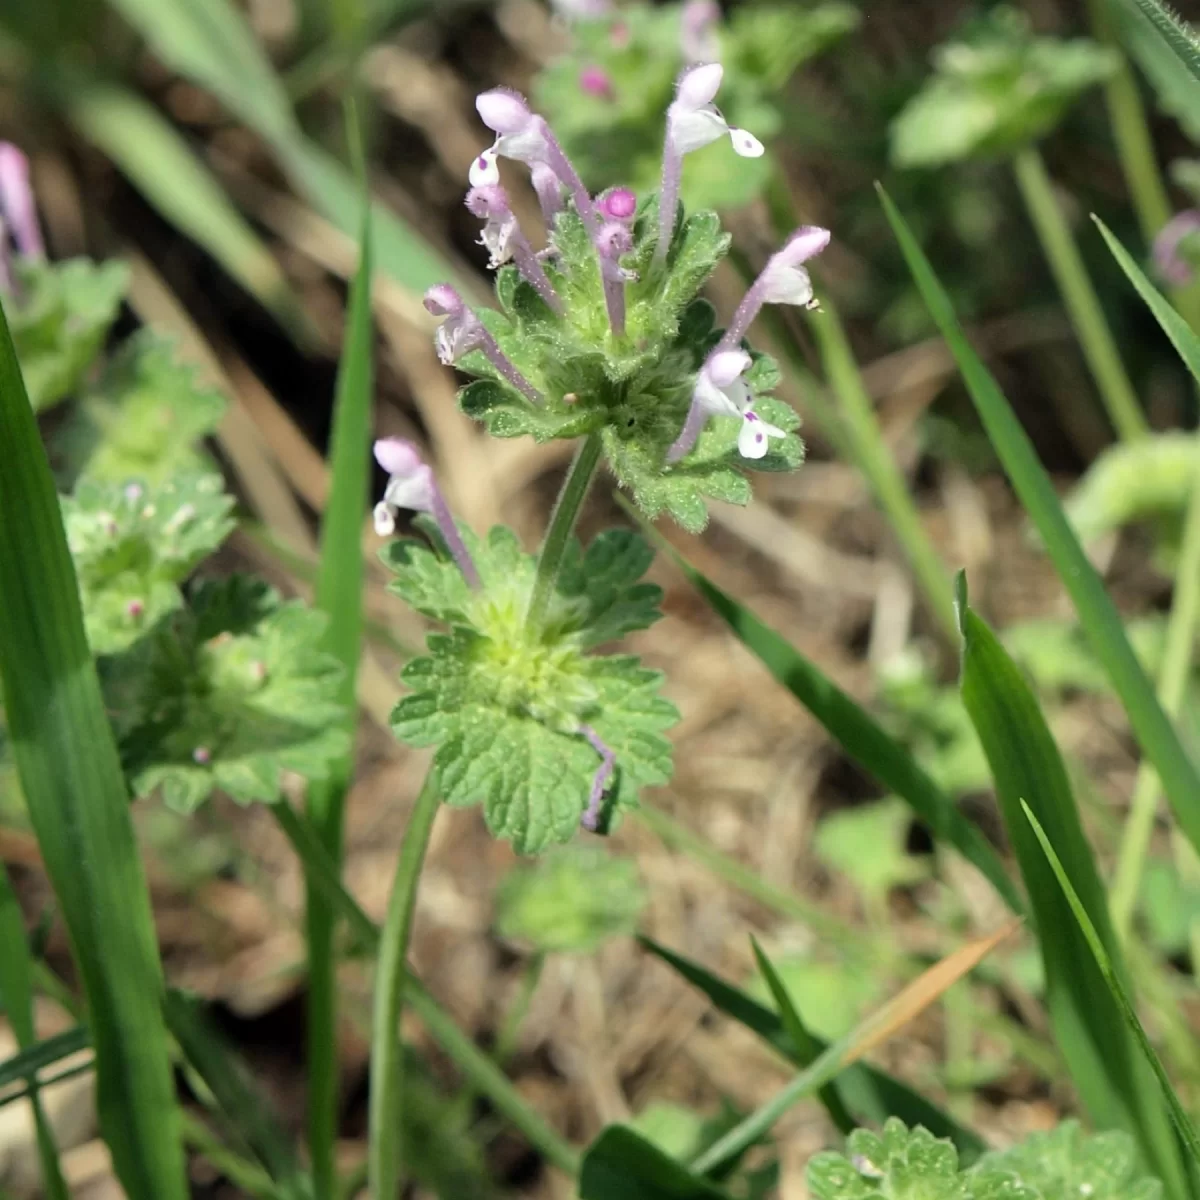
[667, 348, 785, 463]
[424, 284, 544, 404]
[719, 225, 830, 349]
[579, 65, 615, 101]
[595, 220, 635, 336]
[0, 144, 44, 260]
[579, 724, 616, 831]
[471, 89, 600, 233]
[654, 65, 763, 266]
[465, 184, 563, 312]
[531, 163, 565, 223]
[373, 437, 481, 588]
[1154, 210, 1200, 287]
[680, 0, 722, 63]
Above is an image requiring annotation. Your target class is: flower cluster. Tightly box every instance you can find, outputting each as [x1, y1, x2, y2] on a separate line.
[402, 64, 828, 534]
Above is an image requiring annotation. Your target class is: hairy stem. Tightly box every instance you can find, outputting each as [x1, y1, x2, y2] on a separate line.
[1012, 146, 1148, 442]
[525, 433, 604, 632]
[368, 769, 442, 1199]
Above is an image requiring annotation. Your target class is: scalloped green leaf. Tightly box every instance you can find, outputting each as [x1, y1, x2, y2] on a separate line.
[67, 329, 226, 485]
[9, 258, 128, 412]
[64, 473, 235, 654]
[101, 576, 349, 810]
[495, 843, 646, 952]
[383, 526, 678, 853]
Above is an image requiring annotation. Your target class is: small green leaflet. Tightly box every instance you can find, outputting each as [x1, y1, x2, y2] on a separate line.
[9, 258, 128, 412]
[890, 8, 1117, 166]
[495, 843, 647, 953]
[101, 576, 349, 810]
[67, 329, 227, 485]
[63, 473, 235, 654]
[806, 1118, 1163, 1200]
[384, 526, 678, 854]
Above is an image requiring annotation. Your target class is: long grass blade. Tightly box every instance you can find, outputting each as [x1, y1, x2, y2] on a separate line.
[1023, 801, 1200, 1166]
[689, 922, 1017, 1176]
[638, 936, 985, 1161]
[304, 99, 373, 1198]
[955, 574, 1188, 1199]
[878, 185, 1200, 860]
[0, 868, 69, 1200]
[0, 299, 188, 1197]
[64, 82, 304, 337]
[622, 504, 1020, 914]
[0, 1028, 90, 1098]
[749, 936, 856, 1136]
[163, 991, 311, 1199]
[580, 1126, 733, 1200]
[102, 0, 460, 295]
[1093, 218, 1200, 937]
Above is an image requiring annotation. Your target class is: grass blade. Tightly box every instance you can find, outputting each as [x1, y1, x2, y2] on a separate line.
[580, 1127, 733, 1200]
[102, 0, 460, 296]
[1093, 217, 1200, 937]
[1023, 801, 1200, 1166]
[0, 868, 69, 1200]
[749, 936, 856, 1136]
[269, 800, 581, 1177]
[638, 936, 986, 1161]
[164, 991, 311, 1199]
[0, 1028, 91, 1097]
[304, 100, 373, 1198]
[955, 575, 1188, 1198]
[0, 299, 188, 1197]
[690, 921, 1017, 1176]
[622, 505, 1020, 914]
[64, 82, 304, 338]
[878, 185, 1200, 861]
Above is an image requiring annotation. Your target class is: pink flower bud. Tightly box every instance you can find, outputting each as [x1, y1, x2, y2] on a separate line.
[579, 65, 614, 100]
[597, 187, 637, 222]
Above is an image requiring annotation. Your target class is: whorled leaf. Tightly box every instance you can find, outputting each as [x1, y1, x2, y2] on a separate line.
[383, 526, 678, 853]
[63, 473, 235, 655]
[457, 200, 801, 534]
[8, 258, 129, 412]
[65, 329, 227, 485]
[890, 7, 1118, 167]
[101, 576, 349, 810]
[495, 843, 647, 953]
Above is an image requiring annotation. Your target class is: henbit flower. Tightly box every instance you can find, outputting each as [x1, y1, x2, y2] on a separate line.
[579, 724, 616, 831]
[1154, 210, 1200, 287]
[465, 184, 563, 313]
[531, 163, 565, 223]
[0, 144, 44, 260]
[424, 284, 543, 405]
[373, 437, 481, 588]
[654, 64, 764, 267]
[595, 220, 636, 336]
[579, 65, 615, 101]
[472, 89, 600, 234]
[719, 225, 831, 349]
[666, 348, 749, 462]
[680, 0, 722, 63]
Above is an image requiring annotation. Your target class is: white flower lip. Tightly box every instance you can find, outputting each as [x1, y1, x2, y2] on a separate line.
[469, 149, 501, 188]
[737, 409, 786, 459]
